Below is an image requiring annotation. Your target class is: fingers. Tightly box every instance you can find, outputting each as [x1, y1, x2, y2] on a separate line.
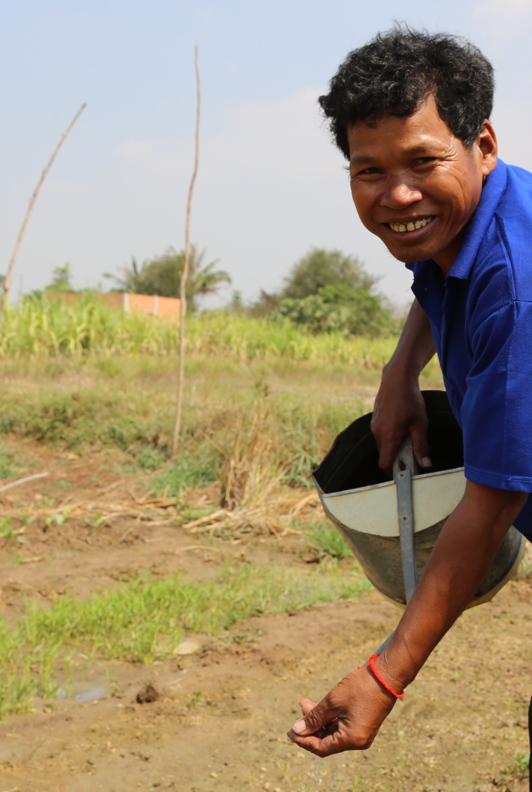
[410, 419, 432, 470]
[287, 727, 348, 758]
[374, 428, 403, 475]
[288, 714, 376, 757]
[371, 391, 432, 475]
[290, 697, 339, 737]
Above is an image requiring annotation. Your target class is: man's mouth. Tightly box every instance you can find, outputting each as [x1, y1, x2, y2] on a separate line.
[387, 217, 435, 233]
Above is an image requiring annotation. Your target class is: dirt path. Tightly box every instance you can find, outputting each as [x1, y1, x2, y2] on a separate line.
[0, 440, 529, 792]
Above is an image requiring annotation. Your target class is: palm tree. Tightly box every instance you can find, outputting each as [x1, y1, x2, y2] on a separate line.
[105, 246, 231, 309]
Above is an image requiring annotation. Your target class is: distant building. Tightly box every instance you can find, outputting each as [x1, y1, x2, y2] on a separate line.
[54, 292, 181, 319]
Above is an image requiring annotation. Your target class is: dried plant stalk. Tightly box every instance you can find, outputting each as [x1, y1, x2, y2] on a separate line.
[172, 44, 201, 456]
[219, 404, 283, 511]
[0, 103, 87, 327]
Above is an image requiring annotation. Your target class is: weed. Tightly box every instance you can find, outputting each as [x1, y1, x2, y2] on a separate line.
[132, 446, 166, 472]
[218, 400, 285, 509]
[222, 629, 262, 647]
[188, 691, 205, 708]
[501, 748, 530, 780]
[84, 513, 104, 529]
[45, 513, 67, 528]
[153, 442, 220, 495]
[0, 446, 19, 479]
[0, 517, 25, 544]
[95, 358, 123, 377]
[0, 517, 13, 537]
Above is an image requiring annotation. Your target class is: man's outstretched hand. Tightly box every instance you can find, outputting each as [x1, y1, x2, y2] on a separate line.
[287, 666, 398, 757]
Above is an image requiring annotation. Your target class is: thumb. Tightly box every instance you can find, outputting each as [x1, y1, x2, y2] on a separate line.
[291, 698, 337, 736]
[292, 698, 317, 735]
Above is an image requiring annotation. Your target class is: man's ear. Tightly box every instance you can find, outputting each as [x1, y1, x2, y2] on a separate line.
[477, 119, 498, 177]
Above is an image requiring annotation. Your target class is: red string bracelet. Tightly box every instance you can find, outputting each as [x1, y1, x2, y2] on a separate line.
[367, 653, 405, 699]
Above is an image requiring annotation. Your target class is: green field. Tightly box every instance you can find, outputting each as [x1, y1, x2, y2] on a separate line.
[0, 301, 446, 717]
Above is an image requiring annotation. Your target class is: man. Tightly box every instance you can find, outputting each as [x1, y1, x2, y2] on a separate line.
[287, 27, 532, 782]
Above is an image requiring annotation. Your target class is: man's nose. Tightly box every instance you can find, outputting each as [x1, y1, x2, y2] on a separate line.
[380, 175, 422, 208]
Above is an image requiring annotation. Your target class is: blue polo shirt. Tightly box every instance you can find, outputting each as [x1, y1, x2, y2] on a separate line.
[407, 159, 532, 540]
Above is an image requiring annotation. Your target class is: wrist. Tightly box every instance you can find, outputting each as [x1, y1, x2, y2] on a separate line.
[367, 654, 405, 699]
[381, 357, 422, 393]
[377, 645, 419, 692]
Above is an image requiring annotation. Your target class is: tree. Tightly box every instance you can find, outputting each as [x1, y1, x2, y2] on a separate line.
[272, 284, 397, 337]
[247, 289, 282, 318]
[107, 246, 231, 310]
[46, 263, 74, 293]
[248, 247, 381, 318]
[227, 290, 245, 313]
[281, 248, 377, 299]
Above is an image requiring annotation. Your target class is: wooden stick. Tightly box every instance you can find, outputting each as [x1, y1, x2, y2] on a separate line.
[0, 472, 50, 495]
[0, 103, 87, 327]
[184, 509, 229, 529]
[172, 45, 201, 456]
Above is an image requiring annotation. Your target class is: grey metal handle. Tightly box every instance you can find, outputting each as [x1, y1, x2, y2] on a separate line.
[370, 438, 420, 660]
[393, 437, 419, 605]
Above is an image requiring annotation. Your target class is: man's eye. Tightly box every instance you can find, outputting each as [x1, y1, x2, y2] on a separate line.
[352, 167, 381, 179]
[415, 157, 436, 166]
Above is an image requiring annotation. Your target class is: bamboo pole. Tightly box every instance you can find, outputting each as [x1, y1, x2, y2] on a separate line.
[172, 45, 201, 457]
[0, 103, 87, 328]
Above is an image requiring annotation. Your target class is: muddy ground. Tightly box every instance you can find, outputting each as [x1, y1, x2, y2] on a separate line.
[0, 437, 529, 792]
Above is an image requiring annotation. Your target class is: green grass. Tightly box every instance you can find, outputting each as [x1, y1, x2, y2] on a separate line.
[306, 520, 353, 560]
[0, 444, 21, 479]
[152, 442, 221, 493]
[0, 361, 376, 486]
[500, 748, 530, 782]
[0, 562, 370, 717]
[0, 341, 443, 491]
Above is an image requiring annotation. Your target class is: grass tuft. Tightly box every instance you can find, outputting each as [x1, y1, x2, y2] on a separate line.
[0, 562, 370, 717]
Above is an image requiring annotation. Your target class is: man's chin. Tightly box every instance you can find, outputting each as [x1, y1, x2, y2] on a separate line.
[383, 245, 424, 265]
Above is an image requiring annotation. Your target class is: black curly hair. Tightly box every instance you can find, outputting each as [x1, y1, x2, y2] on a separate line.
[319, 27, 494, 160]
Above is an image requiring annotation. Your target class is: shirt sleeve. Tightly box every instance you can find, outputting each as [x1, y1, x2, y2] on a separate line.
[461, 298, 532, 492]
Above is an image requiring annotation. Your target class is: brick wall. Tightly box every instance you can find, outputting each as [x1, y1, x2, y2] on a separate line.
[51, 292, 181, 319]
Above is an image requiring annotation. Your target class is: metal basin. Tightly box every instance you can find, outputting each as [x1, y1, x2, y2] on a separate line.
[313, 391, 525, 608]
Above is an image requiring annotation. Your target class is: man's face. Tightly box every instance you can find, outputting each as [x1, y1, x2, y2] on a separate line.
[347, 95, 498, 273]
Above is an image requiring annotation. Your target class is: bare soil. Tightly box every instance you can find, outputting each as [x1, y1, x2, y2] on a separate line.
[0, 437, 529, 792]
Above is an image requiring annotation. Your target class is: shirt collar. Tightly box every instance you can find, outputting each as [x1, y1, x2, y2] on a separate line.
[405, 158, 508, 281]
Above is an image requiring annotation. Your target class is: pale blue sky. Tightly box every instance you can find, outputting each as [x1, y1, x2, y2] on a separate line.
[2, 0, 532, 307]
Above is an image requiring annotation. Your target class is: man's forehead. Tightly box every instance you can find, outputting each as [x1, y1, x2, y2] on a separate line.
[347, 98, 460, 164]
[349, 143, 440, 167]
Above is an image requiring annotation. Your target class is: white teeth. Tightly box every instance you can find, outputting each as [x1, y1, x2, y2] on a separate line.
[390, 217, 433, 233]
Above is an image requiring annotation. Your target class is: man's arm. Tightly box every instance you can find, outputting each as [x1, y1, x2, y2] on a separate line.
[371, 299, 436, 474]
[288, 481, 527, 756]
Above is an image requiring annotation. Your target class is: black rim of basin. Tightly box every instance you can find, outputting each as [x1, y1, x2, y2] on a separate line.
[313, 390, 464, 495]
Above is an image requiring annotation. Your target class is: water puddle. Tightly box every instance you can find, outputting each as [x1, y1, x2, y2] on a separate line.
[56, 685, 107, 704]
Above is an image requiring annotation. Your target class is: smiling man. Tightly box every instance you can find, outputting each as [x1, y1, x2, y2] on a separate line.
[287, 28, 532, 783]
